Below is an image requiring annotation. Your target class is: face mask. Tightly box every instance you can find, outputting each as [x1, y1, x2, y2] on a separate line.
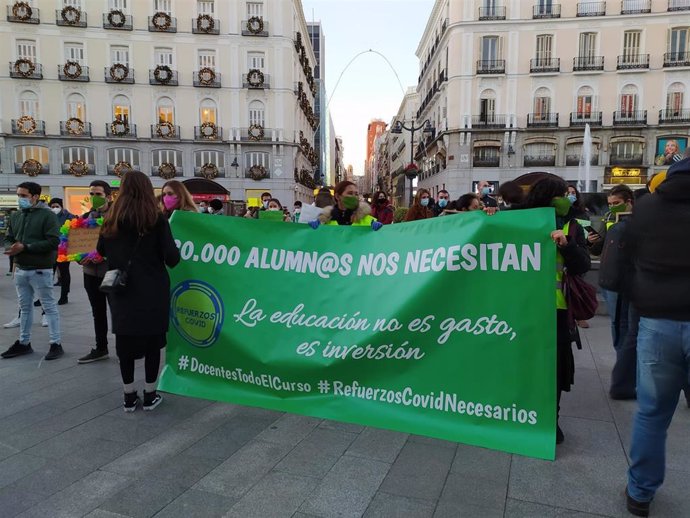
[567, 194, 577, 205]
[262, 200, 269, 209]
[609, 203, 628, 214]
[377, 198, 386, 204]
[51, 207, 62, 215]
[420, 198, 429, 207]
[342, 195, 359, 210]
[294, 208, 301, 214]
[18, 197, 33, 210]
[481, 187, 491, 196]
[162, 195, 179, 210]
[207, 208, 214, 214]
[198, 207, 207, 213]
[438, 199, 448, 208]
[551, 197, 571, 217]
[91, 195, 106, 210]
[268, 208, 280, 212]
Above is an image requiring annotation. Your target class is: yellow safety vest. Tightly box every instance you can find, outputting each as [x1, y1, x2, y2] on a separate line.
[556, 222, 569, 310]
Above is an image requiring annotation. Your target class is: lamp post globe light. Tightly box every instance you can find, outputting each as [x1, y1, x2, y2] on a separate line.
[390, 119, 434, 207]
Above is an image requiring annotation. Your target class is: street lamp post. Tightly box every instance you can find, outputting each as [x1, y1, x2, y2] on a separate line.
[391, 119, 434, 207]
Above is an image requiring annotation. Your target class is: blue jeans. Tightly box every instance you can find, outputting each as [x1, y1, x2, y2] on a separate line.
[627, 317, 690, 502]
[601, 288, 629, 351]
[14, 268, 61, 344]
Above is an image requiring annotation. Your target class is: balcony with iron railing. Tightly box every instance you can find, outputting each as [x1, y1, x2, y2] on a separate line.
[244, 167, 271, 180]
[566, 154, 599, 166]
[193, 70, 222, 87]
[148, 14, 177, 33]
[527, 113, 559, 127]
[61, 163, 94, 175]
[59, 63, 90, 81]
[577, 1, 607, 15]
[530, 58, 560, 73]
[194, 126, 224, 141]
[55, 8, 86, 27]
[610, 153, 643, 166]
[668, 0, 690, 10]
[11, 119, 46, 135]
[473, 156, 500, 168]
[524, 155, 556, 167]
[658, 108, 690, 124]
[239, 127, 274, 142]
[242, 72, 271, 89]
[105, 123, 137, 138]
[10, 61, 43, 79]
[476, 59, 505, 74]
[194, 166, 226, 178]
[573, 56, 605, 71]
[241, 19, 269, 36]
[104, 65, 135, 84]
[60, 120, 92, 136]
[533, 3, 561, 18]
[7, 4, 39, 23]
[570, 111, 603, 126]
[416, 18, 449, 83]
[151, 123, 181, 140]
[478, 6, 506, 20]
[149, 68, 179, 86]
[663, 51, 690, 67]
[192, 16, 220, 34]
[617, 54, 650, 70]
[613, 110, 647, 125]
[471, 115, 507, 129]
[102, 11, 133, 30]
[621, 0, 651, 14]
[151, 166, 183, 177]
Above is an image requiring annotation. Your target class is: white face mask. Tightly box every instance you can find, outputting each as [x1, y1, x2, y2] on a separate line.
[268, 208, 280, 212]
[51, 207, 61, 215]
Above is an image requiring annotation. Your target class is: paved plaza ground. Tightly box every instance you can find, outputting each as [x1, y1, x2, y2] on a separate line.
[0, 269, 688, 518]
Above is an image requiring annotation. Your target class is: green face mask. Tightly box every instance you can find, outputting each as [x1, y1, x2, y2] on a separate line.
[342, 195, 359, 210]
[551, 197, 571, 217]
[91, 195, 106, 210]
[609, 203, 628, 214]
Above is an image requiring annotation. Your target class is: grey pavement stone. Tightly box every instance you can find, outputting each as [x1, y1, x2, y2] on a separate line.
[407, 434, 458, 450]
[2, 456, 97, 498]
[559, 367, 614, 423]
[345, 427, 409, 464]
[450, 443, 511, 482]
[194, 440, 293, 498]
[100, 478, 188, 518]
[153, 489, 236, 518]
[433, 501, 504, 518]
[363, 492, 435, 518]
[223, 471, 319, 518]
[0, 453, 49, 489]
[504, 498, 607, 517]
[299, 455, 390, 518]
[141, 454, 222, 489]
[436, 472, 507, 513]
[84, 511, 133, 518]
[649, 467, 690, 518]
[274, 428, 359, 478]
[378, 441, 454, 502]
[318, 419, 366, 434]
[0, 442, 19, 461]
[255, 413, 322, 446]
[0, 485, 46, 517]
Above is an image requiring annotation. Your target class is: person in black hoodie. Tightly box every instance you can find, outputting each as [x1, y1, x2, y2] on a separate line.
[624, 153, 690, 518]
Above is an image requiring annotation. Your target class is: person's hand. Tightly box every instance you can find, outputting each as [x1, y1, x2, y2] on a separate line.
[308, 220, 320, 230]
[483, 207, 498, 216]
[587, 233, 601, 244]
[4, 243, 25, 256]
[371, 221, 383, 231]
[551, 230, 568, 247]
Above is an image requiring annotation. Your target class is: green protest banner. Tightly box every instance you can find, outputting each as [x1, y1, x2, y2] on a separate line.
[159, 208, 557, 460]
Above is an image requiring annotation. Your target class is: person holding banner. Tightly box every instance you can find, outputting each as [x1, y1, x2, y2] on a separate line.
[522, 176, 591, 445]
[97, 171, 180, 412]
[405, 189, 434, 222]
[160, 181, 197, 219]
[312, 181, 381, 230]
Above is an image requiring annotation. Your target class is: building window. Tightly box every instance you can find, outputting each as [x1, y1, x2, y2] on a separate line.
[62, 146, 94, 164]
[610, 141, 643, 163]
[473, 146, 500, 167]
[481, 35, 501, 61]
[533, 87, 552, 117]
[623, 30, 642, 59]
[63, 0, 82, 7]
[668, 27, 689, 56]
[64, 42, 85, 64]
[112, 95, 130, 122]
[199, 98, 217, 124]
[619, 84, 638, 114]
[666, 82, 685, 115]
[249, 100, 265, 126]
[197, 0, 214, 15]
[15, 145, 49, 164]
[247, 1, 263, 18]
[107, 147, 139, 167]
[109, 0, 129, 12]
[195, 150, 224, 168]
[19, 90, 39, 118]
[479, 89, 496, 119]
[157, 97, 174, 123]
[576, 86, 595, 116]
[244, 151, 269, 169]
[16, 39, 37, 61]
[66, 93, 86, 120]
[152, 149, 182, 167]
[535, 34, 553, 62]
[198, 49, 216, 70]
[154, 47, 174, 67]
[524, 142, 556, 167]
[565, 142, 598, 166]
[153, 0, 172, 14]
[110, 45, 130, 66]
[578, 32, 597, 59]
[248, 52, 265, 70]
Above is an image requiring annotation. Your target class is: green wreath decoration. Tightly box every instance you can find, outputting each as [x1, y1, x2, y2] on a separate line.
[109, 63, 129, 82]
[249, 165, 267, 181]
[199, 121, 218, 139]
[247, 68, 265, 87]
[200, 163, 219, 179]
[247, 16, 264, 34]
[158, 162, 176, 180]
[61, 5, 81, 25]
[151, 11, 172, 31]
[153, 65, 172, 84]
[22, 159, 41, 177]
[110, 119, 129, 137]
[69, 160, 88, 177]
[63, 60, 82, 79]
[196, 14, 214, 32]
[107, 9, 126, 28]
[13, 58, 35, 78]
[113, 161, 131, 177]
[65, 117, 85, 135]
[12, 1, 32, 20]
[248, 124, 264, 141]
[156, 121, 175, 139]
[197, 67, 216, 86]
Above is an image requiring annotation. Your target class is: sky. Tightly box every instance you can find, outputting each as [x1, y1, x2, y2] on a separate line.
[301, 0, 433, 176]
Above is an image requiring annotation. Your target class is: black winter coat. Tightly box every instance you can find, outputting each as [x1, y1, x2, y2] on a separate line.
[624, 169, 690, 321]
[97, 214, 180, 335]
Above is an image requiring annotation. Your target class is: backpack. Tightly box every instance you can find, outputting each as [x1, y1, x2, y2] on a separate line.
[563, 222, 598, 321]
[598, 220, 633, 293]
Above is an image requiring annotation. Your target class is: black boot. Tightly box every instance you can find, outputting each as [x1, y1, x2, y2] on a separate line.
[123, 391, 139, 413]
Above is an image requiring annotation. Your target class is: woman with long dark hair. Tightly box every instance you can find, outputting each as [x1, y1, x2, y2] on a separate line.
[522, 176, 591, 445]
[98, 171, 180, 412]
[404, 188, 434, 221]
[160, 180, 197, 219]
[371, 191, 394, 225]
[314, 181, 380, 228]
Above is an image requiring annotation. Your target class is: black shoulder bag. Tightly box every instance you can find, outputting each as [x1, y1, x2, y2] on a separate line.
[99, 234, 142, 294]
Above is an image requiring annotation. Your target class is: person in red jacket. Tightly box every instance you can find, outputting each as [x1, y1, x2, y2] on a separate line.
[370, 191, 394, 225]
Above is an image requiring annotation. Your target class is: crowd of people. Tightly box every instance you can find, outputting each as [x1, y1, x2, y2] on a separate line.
[2, 155, 689, 515]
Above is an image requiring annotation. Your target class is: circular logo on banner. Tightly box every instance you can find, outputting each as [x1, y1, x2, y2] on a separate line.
[170, 280, 224, 348]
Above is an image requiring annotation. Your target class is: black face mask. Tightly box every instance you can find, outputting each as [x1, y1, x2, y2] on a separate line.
[377, 198, 386, 204]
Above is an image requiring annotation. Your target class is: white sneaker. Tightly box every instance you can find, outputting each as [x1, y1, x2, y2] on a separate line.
[3, 317, 20, 329]
[41, 315, 48, 327]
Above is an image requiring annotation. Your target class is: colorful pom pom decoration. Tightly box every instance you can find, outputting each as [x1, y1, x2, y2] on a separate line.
[57, 217, 104, 263]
